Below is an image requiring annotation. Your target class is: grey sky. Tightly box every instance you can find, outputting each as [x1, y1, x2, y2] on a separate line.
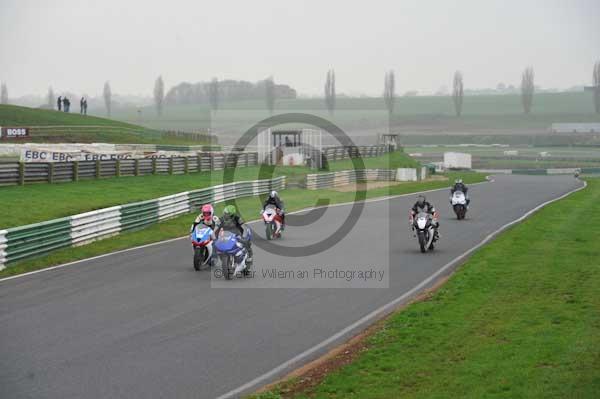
[1, 0, 598, 97]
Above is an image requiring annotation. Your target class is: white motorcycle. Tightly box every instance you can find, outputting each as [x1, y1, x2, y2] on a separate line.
[412, 212, 437, 253]
[451, 191, 468, 220]
[262, 204, 284, 240]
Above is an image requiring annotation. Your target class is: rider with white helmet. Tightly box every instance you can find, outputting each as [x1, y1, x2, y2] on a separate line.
[263, 190, 285, 226]
[450, 178, 470, 206]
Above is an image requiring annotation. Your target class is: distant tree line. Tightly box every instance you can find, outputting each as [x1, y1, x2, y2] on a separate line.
[0, 82, 8, 104]
[324, 69, 336, 115]
[593, 61, 600, 114]
[154, 76, 164, 116]
[164, 79, 296, 106]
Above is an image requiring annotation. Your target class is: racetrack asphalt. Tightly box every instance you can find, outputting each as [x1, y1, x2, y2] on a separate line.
[0, 174, 583, 399]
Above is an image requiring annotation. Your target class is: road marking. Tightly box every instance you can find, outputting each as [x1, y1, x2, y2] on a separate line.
[214, 179, 587, 399]
[0, 179, 491, 283]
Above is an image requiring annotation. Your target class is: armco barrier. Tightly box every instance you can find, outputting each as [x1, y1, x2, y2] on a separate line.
[0, 176, 285, 269]
[305, 168, 424, 190]
[474, 168, 594, 175]
[0, 152, 259, 186]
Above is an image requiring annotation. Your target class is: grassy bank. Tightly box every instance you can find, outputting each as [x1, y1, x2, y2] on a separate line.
[255, 179, 600, 399]
[0, 172, 485, 278]
[0, 151, 418, 229]
[0, 104, 212, 145]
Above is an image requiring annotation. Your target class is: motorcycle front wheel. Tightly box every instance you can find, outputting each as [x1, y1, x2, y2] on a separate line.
[266, 222, 275, 240]
[418, 231, 427, 253]
[221, 255, 233, 280]
[193, 247, 205, 271]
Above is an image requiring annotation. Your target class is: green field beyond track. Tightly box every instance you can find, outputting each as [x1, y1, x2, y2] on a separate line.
[101, 92, 600, 134]
[0, 151, 419, 229]
[0, 104, 211, 145]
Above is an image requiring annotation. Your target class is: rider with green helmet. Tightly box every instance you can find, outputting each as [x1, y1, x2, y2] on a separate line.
[216, 205, 253, 264]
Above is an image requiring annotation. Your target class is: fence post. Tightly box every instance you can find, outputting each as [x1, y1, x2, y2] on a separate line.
[73, 161, 79, 181]
[95, 160, 101, 179]
[169, 157, 174, 175]
[134, 158, 140, 176]
[116, 159, 121, 177]
[197, 154, 202, 172]
[48, 162, 54, 183]
[18, 162, 25, 186]
[184, 157, 189, 174]
[152, 158, 157, 175]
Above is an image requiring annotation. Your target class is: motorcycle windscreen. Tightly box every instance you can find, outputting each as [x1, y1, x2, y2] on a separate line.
[194, 227, 213, 242]
[215, 231, 238, 253]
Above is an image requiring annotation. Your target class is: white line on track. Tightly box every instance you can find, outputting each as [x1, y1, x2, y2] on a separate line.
[214, 178, 587, 399]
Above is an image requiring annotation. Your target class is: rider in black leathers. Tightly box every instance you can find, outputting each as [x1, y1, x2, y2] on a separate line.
[215, 205, 253, 265]
[410, 195, 440, 240]
[263, 190, 285, 226]
[450, 178, 470, 206]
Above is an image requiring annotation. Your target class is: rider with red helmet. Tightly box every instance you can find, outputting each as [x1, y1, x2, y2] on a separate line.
[192, 204, 220, 232]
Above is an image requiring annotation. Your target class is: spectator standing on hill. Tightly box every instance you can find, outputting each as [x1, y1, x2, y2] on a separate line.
[57, 96, 62, 111]
[83, 98, 88, 115]
[80, 97, 85, 114]
[63, 97, 70, 112]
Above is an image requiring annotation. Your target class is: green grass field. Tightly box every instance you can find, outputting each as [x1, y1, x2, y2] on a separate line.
[0, 104, 213, 145]
[405, 145, 600, 169]
[0, 151, 419, 229]
[99, 92, 600, 135]
[255, 179, 600, 399]
[0, 171, 485, 278]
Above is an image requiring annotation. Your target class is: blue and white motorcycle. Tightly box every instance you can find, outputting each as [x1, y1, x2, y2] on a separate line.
[214, 229, 252, 280]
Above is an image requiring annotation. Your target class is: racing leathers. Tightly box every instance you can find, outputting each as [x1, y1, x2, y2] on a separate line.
[263, 196, 285, 226]
[410, 200, 440, 240]
[450, 183, 470, 206]
[215, 214, 253, 263]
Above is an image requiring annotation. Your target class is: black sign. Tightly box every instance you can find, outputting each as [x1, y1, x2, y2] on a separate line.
[1, 127, 29, 138]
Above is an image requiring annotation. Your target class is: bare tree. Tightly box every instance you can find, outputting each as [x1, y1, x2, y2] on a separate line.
[452, 71, 464, 117]
[103, 81, 112, 117]
[383, 70, 396, 133]
[593, 61, 600, 114]
[0, 83, 8, 104]
[324, 69, 336, 115]
[154, 76, 165, 116]
[264, 76, 275, 114]
[47, 86, 55, 108]
[521, 67, 535, 114]
[208, 78, 219, 113]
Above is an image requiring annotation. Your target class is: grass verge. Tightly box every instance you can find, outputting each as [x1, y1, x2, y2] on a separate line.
[0, 104, 213, 145]
[0, 151, 418, 228]
[253, 179, 600, 399]
[0, 172, 484, 278]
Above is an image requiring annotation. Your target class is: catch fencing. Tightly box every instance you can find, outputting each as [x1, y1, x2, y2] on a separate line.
[305, 167, 428, 190]
[0, 152, 259, 186]
[0, 176, 285, 269]
[321, 145, 388, 162]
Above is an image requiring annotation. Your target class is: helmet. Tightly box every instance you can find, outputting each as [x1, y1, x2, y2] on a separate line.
[417, 195, 426, 205]
[269, 191, 278, 198]
[223, 205, 237, 216]
[201, 204, 214, 222]
[455, 178, 463, 184]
